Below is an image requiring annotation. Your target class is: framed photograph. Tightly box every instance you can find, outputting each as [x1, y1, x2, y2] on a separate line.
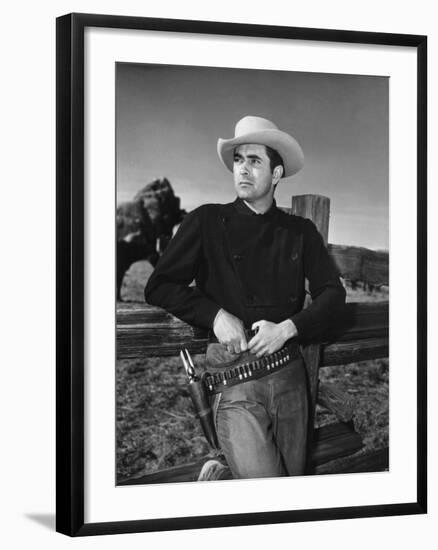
[56, 13, 427, 536]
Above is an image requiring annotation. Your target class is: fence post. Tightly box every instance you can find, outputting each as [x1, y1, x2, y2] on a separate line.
[291, 194, 331, 466]
[291, 194, 330, 244]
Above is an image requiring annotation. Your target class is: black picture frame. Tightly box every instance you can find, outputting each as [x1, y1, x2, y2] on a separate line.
[56, 12, 427, 537]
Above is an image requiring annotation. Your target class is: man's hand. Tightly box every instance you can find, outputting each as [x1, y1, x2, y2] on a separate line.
[248, 319, 298, 358]
[213, 309, 248, 354]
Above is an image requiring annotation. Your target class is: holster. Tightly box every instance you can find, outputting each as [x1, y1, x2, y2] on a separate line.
[187, 375, 220, 451]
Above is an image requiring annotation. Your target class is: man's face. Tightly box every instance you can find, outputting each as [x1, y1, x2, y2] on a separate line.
[233, 144, 275, 205]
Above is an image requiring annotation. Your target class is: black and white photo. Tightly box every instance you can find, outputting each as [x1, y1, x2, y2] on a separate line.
[115, 63, 389, 485]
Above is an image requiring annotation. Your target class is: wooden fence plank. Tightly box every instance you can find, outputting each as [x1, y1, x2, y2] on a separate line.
[117, 333, 388, 366]
[116, 302, 388, 362]
[309, 422, 364, 467]
[321, 337, 388, 366]
[314, 447, 389, 475]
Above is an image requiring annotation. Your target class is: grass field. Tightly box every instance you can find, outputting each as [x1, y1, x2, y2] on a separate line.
[116, 261, 388, 482]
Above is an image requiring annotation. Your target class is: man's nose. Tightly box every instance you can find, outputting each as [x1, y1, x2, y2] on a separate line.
[240, 161, 249, 174]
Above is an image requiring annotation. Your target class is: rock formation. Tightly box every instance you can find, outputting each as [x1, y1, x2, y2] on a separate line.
[117, 178, 185, 300]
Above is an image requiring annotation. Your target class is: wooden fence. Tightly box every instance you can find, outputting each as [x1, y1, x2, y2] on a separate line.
[117, 194, 389, 485]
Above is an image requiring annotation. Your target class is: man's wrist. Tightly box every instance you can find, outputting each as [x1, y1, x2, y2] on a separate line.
[279, 319, 298, 340]
[212, 308, 225, 330]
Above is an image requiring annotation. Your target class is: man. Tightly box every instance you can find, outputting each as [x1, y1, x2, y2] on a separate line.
[145, 115, 346, 479]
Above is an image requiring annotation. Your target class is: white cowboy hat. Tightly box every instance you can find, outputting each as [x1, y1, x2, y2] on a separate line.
[217, 115, 304, 178]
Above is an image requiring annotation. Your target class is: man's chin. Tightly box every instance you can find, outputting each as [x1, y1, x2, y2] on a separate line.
[236, 189, 254, 200]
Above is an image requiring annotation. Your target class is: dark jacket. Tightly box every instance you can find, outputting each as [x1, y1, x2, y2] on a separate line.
[144, 198, 345, 341]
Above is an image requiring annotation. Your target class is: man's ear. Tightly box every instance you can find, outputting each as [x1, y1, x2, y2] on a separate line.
[273, 165, 283, 182]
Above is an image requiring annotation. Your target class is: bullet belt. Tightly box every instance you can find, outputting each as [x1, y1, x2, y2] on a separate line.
[204, 342, 300, 395]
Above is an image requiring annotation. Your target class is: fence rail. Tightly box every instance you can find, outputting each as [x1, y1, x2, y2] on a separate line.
[117, 301, 388, 362]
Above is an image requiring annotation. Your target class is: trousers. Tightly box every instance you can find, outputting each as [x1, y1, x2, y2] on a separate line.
[206, 343, 308, 479]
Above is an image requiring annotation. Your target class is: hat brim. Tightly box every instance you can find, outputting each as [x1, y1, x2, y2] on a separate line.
[217, 129, 304, 178]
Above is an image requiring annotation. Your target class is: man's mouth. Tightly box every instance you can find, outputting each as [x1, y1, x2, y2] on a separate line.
[239, 181, 253, 185]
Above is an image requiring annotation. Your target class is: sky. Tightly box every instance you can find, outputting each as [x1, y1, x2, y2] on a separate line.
[116, 63, 388, 250]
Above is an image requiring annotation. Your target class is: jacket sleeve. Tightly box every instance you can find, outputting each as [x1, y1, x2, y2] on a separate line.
[144, 208, 220, 329]
[290, 218, 346, 341]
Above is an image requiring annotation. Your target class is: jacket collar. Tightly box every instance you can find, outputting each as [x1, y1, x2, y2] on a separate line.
[232, 197, 278, 218]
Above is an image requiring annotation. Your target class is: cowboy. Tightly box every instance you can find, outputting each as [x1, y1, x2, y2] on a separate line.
[145, 115, 346, 479]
